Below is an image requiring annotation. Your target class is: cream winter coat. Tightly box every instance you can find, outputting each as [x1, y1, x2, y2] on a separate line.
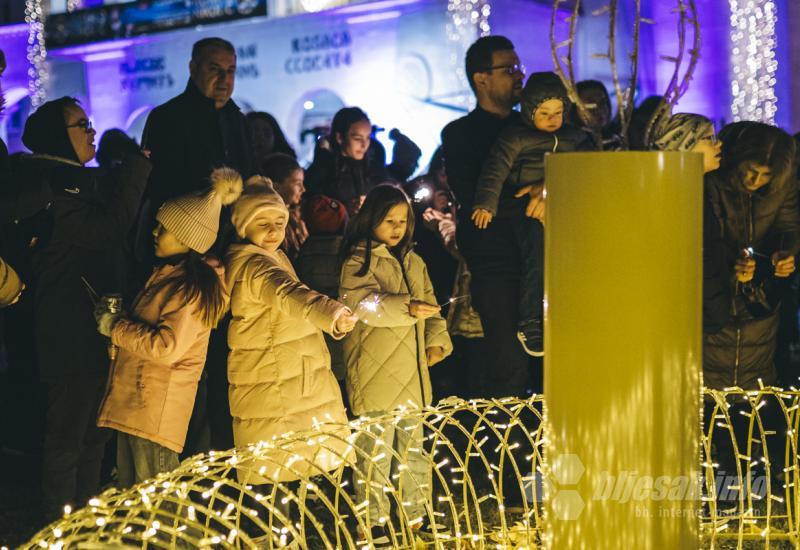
[225, 243, 351, 483]
[340, 243, 453, 416]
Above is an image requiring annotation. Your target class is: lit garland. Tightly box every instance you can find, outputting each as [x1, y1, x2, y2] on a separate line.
[446, 0, 491, 109]
[728, 0, 778, 124]
[21, 389, 800, 548]
[24, 0, 48, 108]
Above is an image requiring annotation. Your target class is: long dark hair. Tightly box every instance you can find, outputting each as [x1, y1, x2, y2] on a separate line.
[149, 252, 228, 328]
[718, 121, 796, 192]
[340, 184, 415, 277]
[246, 111, 296, 158]
[330, 107, 370, 158]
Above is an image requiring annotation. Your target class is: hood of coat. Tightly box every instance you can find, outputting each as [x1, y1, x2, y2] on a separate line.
[22, 100, 80, 163]
[520, 72, 570, 129]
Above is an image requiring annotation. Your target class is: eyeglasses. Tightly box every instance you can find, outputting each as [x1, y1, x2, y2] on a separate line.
[481, 63, 525, 76]
[701, 133, 719, 145]
[66, 119, 93, 132]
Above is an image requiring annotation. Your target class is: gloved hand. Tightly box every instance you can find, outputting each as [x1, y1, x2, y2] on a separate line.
[97, 310, 121, 337]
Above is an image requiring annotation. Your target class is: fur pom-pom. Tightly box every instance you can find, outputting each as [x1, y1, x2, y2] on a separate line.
[210, 167, 243, 205]
[243, 175, 276, 193]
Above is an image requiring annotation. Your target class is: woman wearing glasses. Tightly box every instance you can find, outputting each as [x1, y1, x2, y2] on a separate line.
[11, 96, 152, 521]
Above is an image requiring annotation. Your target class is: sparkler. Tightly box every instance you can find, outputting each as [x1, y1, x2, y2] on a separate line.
[438, 294, 469, 308]
[413, 186, 432, 202]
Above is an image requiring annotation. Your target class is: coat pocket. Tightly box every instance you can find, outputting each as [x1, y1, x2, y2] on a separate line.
[301, 356, 313, 398]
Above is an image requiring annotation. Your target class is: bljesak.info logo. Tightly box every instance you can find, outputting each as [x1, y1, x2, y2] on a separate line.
[536, 453, 766, 520]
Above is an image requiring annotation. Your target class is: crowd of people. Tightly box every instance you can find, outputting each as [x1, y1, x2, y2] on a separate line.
[0, 32, 799, 545]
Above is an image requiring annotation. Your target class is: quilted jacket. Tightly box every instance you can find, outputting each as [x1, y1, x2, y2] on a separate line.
[225, 243, 351, 483]
[703, 168, 800, 390]
[340, 242, 453, 416]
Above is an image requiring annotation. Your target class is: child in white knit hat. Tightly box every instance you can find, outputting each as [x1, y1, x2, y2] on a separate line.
[225, 176, 357, 548]
[95, 167, 241, 486]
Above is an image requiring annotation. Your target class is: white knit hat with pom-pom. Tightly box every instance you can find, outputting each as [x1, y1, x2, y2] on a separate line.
[231, 175, 289, 238]
[156, 167, 243, 254]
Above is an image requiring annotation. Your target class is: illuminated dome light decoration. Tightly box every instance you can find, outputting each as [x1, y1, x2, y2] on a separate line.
[23, 397, 547, 549]
[728, 0, 778, 124]
[22, 389, 800, 547]
[24, 0, 47, 108]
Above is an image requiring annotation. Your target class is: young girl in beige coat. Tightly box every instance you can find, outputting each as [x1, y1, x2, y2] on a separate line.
[339, 184, 453, 546]
[226, 177, 357, 548]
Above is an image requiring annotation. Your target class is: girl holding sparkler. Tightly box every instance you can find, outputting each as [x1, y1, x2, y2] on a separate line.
[339, 184, 453, 546]
[96, 168, 239, 486]
[225, 176, 356, 548]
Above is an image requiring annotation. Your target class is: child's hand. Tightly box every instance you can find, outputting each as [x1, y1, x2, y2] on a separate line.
[426, 346, 445, 367]
[409, 301, 440, 319]
[471, 208, 493, 229]
[334, 310, 359, 334]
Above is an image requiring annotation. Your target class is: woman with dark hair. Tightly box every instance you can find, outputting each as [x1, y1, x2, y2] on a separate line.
[571, 80, 622, 150]
[14, 96, 151, 519]
[246, 111, 296, 164]
[704, 121, 800, 391]
[260, 152, 308, 260]
[305, 107, 373, 216]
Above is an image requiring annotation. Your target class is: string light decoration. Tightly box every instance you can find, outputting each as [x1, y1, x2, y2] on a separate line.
[728, 0, 778, 124]
[24, 0, 48, 108]
[446, 0, 492, 110]
[549, 0, 700, 150]
[22, 388, 800, 548]
[23, 397, 546, 549]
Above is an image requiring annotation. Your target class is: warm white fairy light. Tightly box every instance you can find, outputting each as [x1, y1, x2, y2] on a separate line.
[728, 0, 778, 123]
[24, 0, 48, 108]
[446, 0, 491, 109]
[23, 388, 800, 547]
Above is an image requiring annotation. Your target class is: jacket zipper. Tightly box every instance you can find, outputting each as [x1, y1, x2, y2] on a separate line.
[734, 194, 754, 387]
[398, 251, 427, 407]
[552, 134, 559, 153]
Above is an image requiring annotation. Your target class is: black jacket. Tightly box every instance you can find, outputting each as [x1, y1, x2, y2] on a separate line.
[305, 148, 371, 216]
[474, 121, 588, 215]
[441, 106, 520, 223]
[142, 80, 253, 206]
[703, 169, 800, 389]
[15, 153, 151, 381]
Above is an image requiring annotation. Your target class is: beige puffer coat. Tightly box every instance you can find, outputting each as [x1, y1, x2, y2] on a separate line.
[340, 243, 453, 416]
[225, 243, 351, 483]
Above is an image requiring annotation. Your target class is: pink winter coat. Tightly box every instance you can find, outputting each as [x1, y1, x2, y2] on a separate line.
[225, 243, 351, 483]
[97, 260, 224, 453]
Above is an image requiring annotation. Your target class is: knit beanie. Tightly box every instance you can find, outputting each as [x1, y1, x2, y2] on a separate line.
[520, 72, 569, 127]
[303, 195, 348, 236]
[653, 113, 714, 152]
[231, 175, 290, 238]
[156, 167, 243, 254]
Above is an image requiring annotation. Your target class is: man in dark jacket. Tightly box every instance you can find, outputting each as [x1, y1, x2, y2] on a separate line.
[138, 36, 253, 261]
[440, 36, 537, 398]
[139, 37, 253, 456]
[18, 97, 151, 520]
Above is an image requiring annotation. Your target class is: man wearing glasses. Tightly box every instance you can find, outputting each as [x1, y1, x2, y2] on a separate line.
[441, 36, 538, 400]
